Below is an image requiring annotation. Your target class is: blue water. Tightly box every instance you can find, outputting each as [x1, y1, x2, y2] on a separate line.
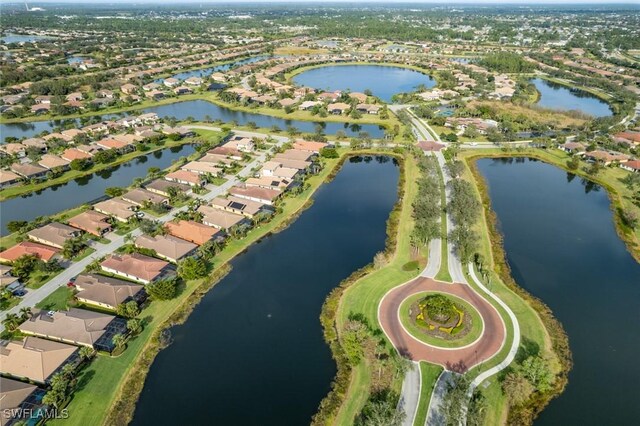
[156, 55, 274, 82]
[292, 64, 436, 102]
[531, 78, 612, 118]
[1, 34, 54, 43]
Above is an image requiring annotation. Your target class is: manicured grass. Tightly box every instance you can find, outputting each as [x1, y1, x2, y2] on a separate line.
[399, 292, 484, 348]
[334, 154, 423, 424]
[413, 362, 443, 426]
[52, 151, 350, 426]
[35, 286, 74, 311]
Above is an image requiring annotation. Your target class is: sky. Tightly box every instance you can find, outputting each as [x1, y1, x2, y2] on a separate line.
[18, 0, 640, 4]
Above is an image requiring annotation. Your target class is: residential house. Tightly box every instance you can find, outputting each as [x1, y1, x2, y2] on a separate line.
[228, 185, 281, 206]
[181, 161, 222, 176]
[10, 163, 48, 180]
[145, 179, 190, 197]
[0, 337, 77, 383]
[261, 161, 299, 180]
[583, 150, 630, 166]
[93, 198, 139, 222]
[292, 140, 326, 154]
[120, 83, 138, 95]
[327, 102, 351, 115]
[95, 138, 135, 153]
[0, 241, 59, 263]
[164, 220, 222, 246]
[210, 195, 268, 218]
[122, 188, 169, 207]
[197, 205, 247, 230]
[38, 154, 70, 171]
[208, 146, 243, 160]
[101, 253, 172, 284]
[21, 138, 47, 152]
[27, 222, 82, 249]
[298, 100, 320, 111]
[30, 104, 50, 114]
[19, 308, 126, 352]
[245, 176, 293, 191]
[68, 210, 112, 236]
[0, 143, 27, 158]
[356, 103, 380, 114]
[74, 274, 145, 310]
[0, 170, 22, 189]
[0, 265, 21, 292]
[174, 86, 192, 95]
[61, 148, 92, 162]
[165, 170, 205, 187]
[135, 234, 197, 263]
[0, 377, 41, 425]
[163, 78, 179, 88]
[558, 142, 586, 155]
[224, 135, 255, 152]
[620, 160, 640, 173]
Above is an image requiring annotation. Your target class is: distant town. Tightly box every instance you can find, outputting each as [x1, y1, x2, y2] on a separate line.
[0, 2, 639, 426]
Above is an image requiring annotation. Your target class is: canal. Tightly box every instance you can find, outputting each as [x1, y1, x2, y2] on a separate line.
[477, 158, 640, 425]
[292, 64, 436, 103]
[530, 78, 612, 118]
[131, 155, 400, 425]
[0, 144, 195, 235]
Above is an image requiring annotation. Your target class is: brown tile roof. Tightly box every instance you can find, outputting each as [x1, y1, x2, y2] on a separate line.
[74, 273, 144, 309]
[165, 220, 220, 246]
[145, 178, 190, 196]
[293, 140, 327, 153]
[122, 188, 168, 207]
[165, 170, 204, 186]
[0, 377, 38, 423]
[228, 185, 281, 204]
[61, 148, 92, 161]
[38, 154, 70, 169]
[134, 234, 197, 262]
[210, 195, 266, 217]
[93, 198, 137, 221]
[275, 149, 315, 162]
[0, 336, 77, 383]
[10, 163, 47, 178]
[19, 309, 116, 348]
[197, 205, 246, 230]
[27, 222, 80, 248]
[101, 253, 170, 283]
[0, 241, 59, 263]
[68, 210, 112, 236]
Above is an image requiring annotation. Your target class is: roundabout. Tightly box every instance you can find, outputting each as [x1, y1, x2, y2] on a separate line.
[378, 276, 505, 372]
[399, 292, 484, 349]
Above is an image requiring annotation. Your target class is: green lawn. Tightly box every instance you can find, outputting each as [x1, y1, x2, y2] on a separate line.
[52, 151, 351, 426]
[413, 362, 443, 426]
[399, 292, 484, 348]
[35, 286, 74, 311]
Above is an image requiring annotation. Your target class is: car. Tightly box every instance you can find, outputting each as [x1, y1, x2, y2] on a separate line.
[67, 281, 76, 287]
[12, 290, 26, 297]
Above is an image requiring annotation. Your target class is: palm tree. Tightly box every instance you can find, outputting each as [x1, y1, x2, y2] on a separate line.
[127, 318, 142, 335]
[112, 333, 126, 350]
[79, 346, 95, 361]
[19, 306, 32, 321]
[2, 313, 20, 331]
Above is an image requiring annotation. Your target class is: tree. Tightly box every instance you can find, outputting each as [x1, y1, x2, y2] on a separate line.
[502, 371, 534, 407]
[355, 390, 405, 426]
[105, 187, 126, 197]
[567, 157, 580, 170]
[320, 147, 339, 158]
[112, 333, 126, 349]
[2, 313, 21, 331]
[442, 374, 471, 426]
[61, 237, 85, 260]
[447, 160, 465, 179]
[6, 220, 27, 233]
[521, 356, 554, 393]
[177, 257, 208, 280]
[620, 210, 638, 229]
[146, 277, 178, 300]
[116, 300, 140, 319]
[11, 254, 40, 280]
[127, 318, 142, 335]
[79, 346, 95, 361]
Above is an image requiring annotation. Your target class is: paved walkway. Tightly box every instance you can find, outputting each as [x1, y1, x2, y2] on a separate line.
[398, 362, 421, 426]
[379, 276, 505, 372]
[425, 370, 455, 426]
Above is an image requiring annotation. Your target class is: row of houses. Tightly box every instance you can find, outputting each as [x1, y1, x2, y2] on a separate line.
[558, 141, 640, 172]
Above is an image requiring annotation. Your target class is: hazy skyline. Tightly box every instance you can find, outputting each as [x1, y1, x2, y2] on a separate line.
[15, 0, 640, 4]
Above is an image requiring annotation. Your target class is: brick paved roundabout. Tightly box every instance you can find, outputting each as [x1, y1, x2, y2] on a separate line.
[378, 276, 505, 372]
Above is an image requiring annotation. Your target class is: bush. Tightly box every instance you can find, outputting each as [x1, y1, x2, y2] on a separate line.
[146, 277, 178, 300]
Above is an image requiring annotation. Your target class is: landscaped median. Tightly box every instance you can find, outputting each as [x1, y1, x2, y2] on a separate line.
[46, 147, 382, 426]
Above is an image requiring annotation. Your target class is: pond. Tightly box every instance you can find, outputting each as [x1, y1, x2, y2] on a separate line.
[157, 55, 274, 82]
[292, 64, 436, 102]
[143, 100, 386, 138]
[0, 144, 195, 236]
[530, 78, 613, 118]
[477, 158, 640, 425]
[131, 155, 400, 425]
[1, 34, 54, 44]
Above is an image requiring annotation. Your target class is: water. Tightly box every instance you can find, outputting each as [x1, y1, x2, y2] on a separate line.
[0, 144, 195, 235]
[131, 156, 399, 425]
[531, 78, 612, 118]
[292, 64, 436, 102]
[1, 101, 385, 142]
[143, 100, 386, 137]
[1, 34, 54, 43]
[67, 56, 89, 64]
[1, 115, 121, 143]
[477, 158, 640, 425]
[156, 55, 273, 82]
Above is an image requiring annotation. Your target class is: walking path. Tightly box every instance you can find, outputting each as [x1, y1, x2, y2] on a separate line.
[399, 362, 422, 426]
[425, 371, 455, 426]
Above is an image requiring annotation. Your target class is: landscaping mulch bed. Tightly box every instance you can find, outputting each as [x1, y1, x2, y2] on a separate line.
[409, 300, 473, 341]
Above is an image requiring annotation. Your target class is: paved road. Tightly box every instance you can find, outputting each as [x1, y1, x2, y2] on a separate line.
[378, 276, 505, 372]
[399, 361, 422, 426]
[0, 129, 288, 331]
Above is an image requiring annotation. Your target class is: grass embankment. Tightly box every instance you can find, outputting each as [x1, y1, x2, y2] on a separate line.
[399, 292, 484, 348]
[48, 149, 350, 426]
[413, 363, 443, 426]
[328, 152, 439, 424]
[466, 100, 587, 129]
[459, 149, 572, 424]
[0, 139, 195, 201]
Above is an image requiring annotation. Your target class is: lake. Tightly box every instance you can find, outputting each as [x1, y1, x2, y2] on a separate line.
[131, 155, 400, 425]
[292, 64, 436, 102]
[531, 78, 612, 118]
[0, 144, 195, 236]
[477, 158, 640, 425]
[1, 34, 54, 44]
[157, 55, 274, 82]
[1, 101, 386, 143]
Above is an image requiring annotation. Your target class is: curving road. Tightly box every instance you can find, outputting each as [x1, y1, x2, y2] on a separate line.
[379, 276, 506, 373]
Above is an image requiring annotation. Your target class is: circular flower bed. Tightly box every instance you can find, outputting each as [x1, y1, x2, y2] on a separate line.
[411, 294, 472, 341]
